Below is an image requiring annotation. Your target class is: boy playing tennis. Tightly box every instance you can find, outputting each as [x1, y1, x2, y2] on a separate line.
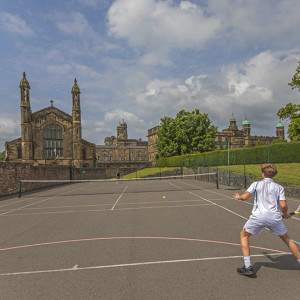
[233, 163, 300, 276]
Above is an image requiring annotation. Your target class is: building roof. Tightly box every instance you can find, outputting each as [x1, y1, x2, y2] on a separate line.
[242, 119, 250, 125]
[276, 122, 284, 127]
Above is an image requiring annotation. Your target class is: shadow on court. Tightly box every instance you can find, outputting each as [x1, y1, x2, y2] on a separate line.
[253, 253, 300, 274]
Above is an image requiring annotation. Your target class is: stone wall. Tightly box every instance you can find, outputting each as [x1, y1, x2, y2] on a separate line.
[0, 162, 147, 197]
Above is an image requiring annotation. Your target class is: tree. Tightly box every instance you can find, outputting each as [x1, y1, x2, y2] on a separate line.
[0, 151, 4, 161]
[288, 61, 300, 92]
[277, 103, 300, 141]
[156, 109, 218, 157]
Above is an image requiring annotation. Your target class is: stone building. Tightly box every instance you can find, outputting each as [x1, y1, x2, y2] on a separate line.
[215, 114, 285, 150]
[96, 120, 148, 164]
[147, 126, 160, 166]
[5, 73, 96, 167]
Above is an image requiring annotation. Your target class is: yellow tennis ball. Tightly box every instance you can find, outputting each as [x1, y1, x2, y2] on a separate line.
[163, 196, 166, 199]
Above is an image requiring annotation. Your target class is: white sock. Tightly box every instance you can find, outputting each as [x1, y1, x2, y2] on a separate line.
[244, 256, 251, 268]
[297, 259, 300, 265]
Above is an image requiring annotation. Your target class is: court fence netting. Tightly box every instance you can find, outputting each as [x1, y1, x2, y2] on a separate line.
[18, 172, 218, 198]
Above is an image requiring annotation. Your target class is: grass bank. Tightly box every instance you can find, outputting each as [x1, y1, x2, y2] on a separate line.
[217, 163, 300, 187]
[122, 167, 180, 179]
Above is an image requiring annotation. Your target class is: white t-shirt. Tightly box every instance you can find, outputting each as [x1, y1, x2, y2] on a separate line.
[247, 178, 286, 216]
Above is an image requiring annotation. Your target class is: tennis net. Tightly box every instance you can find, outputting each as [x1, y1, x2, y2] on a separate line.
[18, 172, 218, 197]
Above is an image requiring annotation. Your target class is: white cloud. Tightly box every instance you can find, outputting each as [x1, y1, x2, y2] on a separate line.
[56, 12, 94, 37]
[104, 109, 145, 128]
[0, 117, 20, 151]
[107, 0, 220, 64]
[132, 50, 300, 135]
[0, 12, 34, 36]
[208, 0, 300, 48]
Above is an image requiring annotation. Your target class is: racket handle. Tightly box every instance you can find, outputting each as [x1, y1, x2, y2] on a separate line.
[290, 212, 295, 216]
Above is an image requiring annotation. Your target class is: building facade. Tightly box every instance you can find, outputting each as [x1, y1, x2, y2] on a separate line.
[147, 126, 160, 166]
[96, 120, 149, 165]
[214, 114, 285, 150]
[5, 73, 96, 167]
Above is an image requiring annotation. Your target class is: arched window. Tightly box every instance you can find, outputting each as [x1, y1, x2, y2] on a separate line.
[82, 148, 86, 160]
[17, 147, 22, 159]
[43, 123, 63, 159]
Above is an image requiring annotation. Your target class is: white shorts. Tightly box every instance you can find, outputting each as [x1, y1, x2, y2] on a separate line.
[243, 212, 287, 236]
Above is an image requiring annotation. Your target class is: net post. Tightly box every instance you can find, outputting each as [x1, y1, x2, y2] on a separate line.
[216, 171, 219, 189]
[18, 181, 22, 198]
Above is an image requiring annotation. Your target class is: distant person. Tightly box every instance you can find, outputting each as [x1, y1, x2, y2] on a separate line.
[233, 163, 300, 277]
[116, 171, 120, 179]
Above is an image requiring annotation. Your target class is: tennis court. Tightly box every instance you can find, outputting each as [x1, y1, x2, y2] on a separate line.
[0, 174, 299, 299]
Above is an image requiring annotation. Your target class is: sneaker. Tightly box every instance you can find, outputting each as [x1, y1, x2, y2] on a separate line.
[237, 265, 255, 276]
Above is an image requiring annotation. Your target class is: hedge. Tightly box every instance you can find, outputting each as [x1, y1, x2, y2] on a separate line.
[156, 142, 300, 168]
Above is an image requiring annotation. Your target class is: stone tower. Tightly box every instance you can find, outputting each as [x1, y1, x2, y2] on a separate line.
[71, 78, 82, 160]
[276, 121, 285, 139]
[242, 118, 251, 136]
[117, 119, 128, 139]
[20, 72, 33, 160]
[229, 113, 238, 131]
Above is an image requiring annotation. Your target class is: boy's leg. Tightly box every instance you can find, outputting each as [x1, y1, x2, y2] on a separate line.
[237, 229, 255, 276]
[240, 228, 252, 257]
[279, 232, 300, 262]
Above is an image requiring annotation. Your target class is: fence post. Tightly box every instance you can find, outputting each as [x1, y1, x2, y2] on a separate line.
[267, 143, 270, 163]
[227, 139, 230, 186]
[18, 181, 22, 198]
[70, 162, 73, 180]
[216, 152, 219, 189]
[243, 147, 247, 188]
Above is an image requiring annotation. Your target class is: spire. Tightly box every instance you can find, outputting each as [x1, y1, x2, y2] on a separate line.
[242, 114, 250, 125]
[276, 119, 284, 127]
[230, 112, 236, 121]
[19, 72, 30, 89]
[71, 78, 81, 94]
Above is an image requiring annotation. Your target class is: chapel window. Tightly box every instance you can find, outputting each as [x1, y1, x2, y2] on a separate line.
[43, 123, 63, 159]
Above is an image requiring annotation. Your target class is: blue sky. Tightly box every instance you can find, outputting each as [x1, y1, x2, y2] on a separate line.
[1, 0, 300, 152]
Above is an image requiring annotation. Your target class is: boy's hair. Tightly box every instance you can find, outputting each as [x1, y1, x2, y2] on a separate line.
[261, 163, 277, 178]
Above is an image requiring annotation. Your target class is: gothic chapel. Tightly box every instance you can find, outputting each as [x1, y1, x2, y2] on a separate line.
[5, 73, 96, 167]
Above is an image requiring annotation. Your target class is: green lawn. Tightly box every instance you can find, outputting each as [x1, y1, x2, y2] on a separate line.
[218, 163, 300, 187]
[122, 167, 180, 179]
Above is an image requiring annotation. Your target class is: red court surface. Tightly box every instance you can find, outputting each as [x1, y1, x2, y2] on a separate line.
[0, 178, 299, 299]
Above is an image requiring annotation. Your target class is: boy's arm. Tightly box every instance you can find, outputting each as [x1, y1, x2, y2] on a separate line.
[233, 192, 251, 201]
[280, 200, 291, 219]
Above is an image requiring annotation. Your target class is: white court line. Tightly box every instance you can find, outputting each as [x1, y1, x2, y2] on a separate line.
[188, 191, 248, 220]
[1, 203, 215, 217]
[0, 198, 206, 212]
[0, 183, 80, 208]
[0, 184, 84, 216]
[111, 186, 128, 210]
[0, 252, 284, 277]
[167, 181, 247, 219]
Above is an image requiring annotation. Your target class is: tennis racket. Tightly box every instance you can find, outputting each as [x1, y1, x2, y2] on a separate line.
[290, 204, 300, 216]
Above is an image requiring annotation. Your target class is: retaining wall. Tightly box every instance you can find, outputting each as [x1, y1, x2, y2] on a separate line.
[0, 162, 144, 197]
